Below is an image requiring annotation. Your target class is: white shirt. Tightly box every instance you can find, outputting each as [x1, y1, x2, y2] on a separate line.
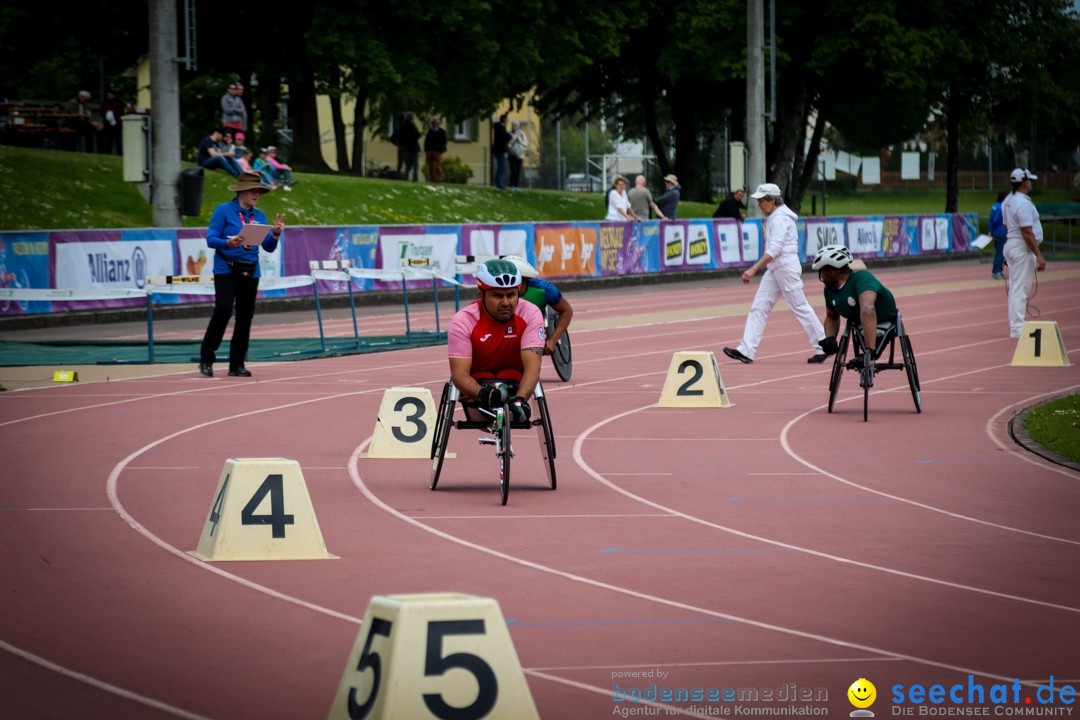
[763, 204, 800, 262]
[1002, 191, 1043, 245]
[606, 189, 632, 221]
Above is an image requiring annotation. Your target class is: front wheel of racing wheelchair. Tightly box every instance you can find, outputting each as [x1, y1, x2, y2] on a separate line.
[826, 312, 921, 422]
[429, 379, 557, 505]
[544, 307, 573, 382]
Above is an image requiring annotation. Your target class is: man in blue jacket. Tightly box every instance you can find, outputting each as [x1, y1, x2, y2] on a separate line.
[198, 172, 285, 378]
[988, 191, 1007, 280]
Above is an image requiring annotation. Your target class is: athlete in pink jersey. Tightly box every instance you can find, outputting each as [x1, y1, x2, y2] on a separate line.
[448, 259, 545, 422]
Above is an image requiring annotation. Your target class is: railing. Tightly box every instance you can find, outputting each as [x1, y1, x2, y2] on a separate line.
[1043, 215, 1078, 257]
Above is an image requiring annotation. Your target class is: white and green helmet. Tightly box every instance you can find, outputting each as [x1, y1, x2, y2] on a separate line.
[501, 254, 539, 278]
[475, 258, 522, 289]
[812, 244, 853, 270]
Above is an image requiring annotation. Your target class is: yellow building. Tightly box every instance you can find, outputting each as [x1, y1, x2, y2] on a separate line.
[315, 96, 541, 186]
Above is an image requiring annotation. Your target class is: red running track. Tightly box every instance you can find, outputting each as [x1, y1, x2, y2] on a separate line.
[2, 259, 1079, 719]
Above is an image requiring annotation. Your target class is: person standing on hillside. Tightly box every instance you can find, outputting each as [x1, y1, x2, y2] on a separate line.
[198, 172, 284, 378]
[221, 82, 247, 136]
[627, 175, 667, 220]
[654, 174, 681, 219]
[987, 191, 1008, 280]
[492, 114, 511, 189]
[424, 117, 448, 183]
[723, 183, 827, 364]
[1001, 168, 1045, 338]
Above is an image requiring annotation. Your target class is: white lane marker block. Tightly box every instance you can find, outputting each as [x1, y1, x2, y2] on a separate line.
[362, 387, 438, 458]
[658, 351, 734, 407]
[1011, 321, 1071, 367]
[189, 458, 336, 561]
[327, 593, 539, 720]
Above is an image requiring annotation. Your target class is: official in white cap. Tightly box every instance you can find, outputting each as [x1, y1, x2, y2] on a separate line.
[723, 183, 827, 364]
[1000, 168, 1045, 338]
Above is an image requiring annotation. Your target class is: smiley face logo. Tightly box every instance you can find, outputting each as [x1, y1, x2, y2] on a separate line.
[848, 678, 877, 711]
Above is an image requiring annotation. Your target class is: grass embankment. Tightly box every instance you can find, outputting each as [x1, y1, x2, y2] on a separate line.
[2, 145, 1074, 231]
[1024, 394, 1080, 463]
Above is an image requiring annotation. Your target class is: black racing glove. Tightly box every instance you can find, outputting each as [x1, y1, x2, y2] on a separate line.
[818, 337, 839, 356]
[509, 397, 532, 423]
[476, 384, 507, 408]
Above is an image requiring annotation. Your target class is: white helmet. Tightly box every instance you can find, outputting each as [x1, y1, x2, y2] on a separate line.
[812, 244, 853, 270]
[501, 254, 539, 278]
[474, 258, 522, 290]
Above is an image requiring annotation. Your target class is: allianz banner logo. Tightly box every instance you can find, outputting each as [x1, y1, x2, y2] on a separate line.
[87, 246, 148, 288]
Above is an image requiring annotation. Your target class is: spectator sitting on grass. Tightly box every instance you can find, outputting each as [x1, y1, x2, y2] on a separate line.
[253, 148, 280, 190]
[198, 128, 242, 177]
[265, 146, 298, 188]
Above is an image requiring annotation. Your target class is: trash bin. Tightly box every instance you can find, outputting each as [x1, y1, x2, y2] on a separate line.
[181, 167, 204, 217]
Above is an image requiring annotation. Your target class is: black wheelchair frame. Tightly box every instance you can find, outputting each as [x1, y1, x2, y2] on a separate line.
[429, 380, 556, 505]
[545, 307, 573, 381]
[827, 311, 921, 422]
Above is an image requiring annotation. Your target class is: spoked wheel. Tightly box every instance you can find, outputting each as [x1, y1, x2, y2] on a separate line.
[901, 335, 921, 413]
[827, 330, 850, 413]
[429, 384, 454, 490]
[862, 367, 871, 422]
[535, 395, 557, 490]
[497, 407, 512, 506]
[546, 309, 573, 381]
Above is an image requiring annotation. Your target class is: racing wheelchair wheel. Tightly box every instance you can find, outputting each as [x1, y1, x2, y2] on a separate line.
[546, 308, 573, 382]
[827, 326, 850, 414]
[497, 405, 512, 506]
[429, 382, 455, 490]
[534, 392, 557, 490]
[901, 334, 921, 413]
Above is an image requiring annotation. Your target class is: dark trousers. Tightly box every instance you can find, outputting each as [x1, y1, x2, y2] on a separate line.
[992, 235, 1006, 275]
[200, 272, 259, 369]
[509, 155, 523, 188]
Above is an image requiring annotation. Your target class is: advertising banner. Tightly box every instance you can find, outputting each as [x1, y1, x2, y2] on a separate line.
[882, 216, 917, 257]
[846, 216, 885, 257]
[378, 225, 461, 288]
[597, 222, 658, 276]
[918, 215, 951, 253]
[534, 223, 597, 277]
[0, 232, 51, 316]
[803, 217, 845, 261]
[53, 230, 173, 311]
[712, 220, 742, 267]
[461, 223, 533, 264]
[741, 220, 763, 263]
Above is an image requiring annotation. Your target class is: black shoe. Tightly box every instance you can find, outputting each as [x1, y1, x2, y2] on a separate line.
[807, 354, 828, 364]
[723, 347, 753, 364]
[228, 366, 252, 377]
[198, 363, 213, 377]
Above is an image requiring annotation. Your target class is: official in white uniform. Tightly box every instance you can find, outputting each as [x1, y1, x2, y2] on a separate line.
[724, 183, 826, 364]
[1001, 167, 1045, 338]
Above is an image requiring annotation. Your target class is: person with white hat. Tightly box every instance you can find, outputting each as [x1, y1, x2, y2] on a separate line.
[723, 183, 827, 364]
[1000, 168, 1045, 338]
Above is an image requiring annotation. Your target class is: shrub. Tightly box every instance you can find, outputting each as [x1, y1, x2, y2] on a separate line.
[441, 155, 473, 184]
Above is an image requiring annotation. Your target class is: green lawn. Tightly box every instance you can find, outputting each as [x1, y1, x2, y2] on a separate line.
[1024, 394, 1080, 463]
[0, 145, 1074, 231]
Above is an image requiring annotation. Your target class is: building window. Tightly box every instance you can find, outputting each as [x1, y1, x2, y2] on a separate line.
[453, 117, 478, 142]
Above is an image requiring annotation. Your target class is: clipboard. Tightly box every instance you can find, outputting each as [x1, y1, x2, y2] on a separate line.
[236, 223, 272, 247]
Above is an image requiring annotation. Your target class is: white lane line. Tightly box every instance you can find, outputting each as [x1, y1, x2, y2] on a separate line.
[575, 403, 1080, 613]
[778, 344, 1080, 546]
[528, 656, 903, 672]
[0, 639, 215, 720]
[348, 439, 1044, 687]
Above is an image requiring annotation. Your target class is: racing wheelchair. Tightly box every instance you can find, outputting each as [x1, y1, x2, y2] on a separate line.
[827, 311, 921, 422]
[544, 307, 573, 381]
[429, 380, 557, 505]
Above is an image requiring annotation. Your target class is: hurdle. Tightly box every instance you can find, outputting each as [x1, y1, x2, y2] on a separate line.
[309, 260, 360, 351]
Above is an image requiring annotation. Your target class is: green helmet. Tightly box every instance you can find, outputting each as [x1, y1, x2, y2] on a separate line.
[475, 258, 522, 290]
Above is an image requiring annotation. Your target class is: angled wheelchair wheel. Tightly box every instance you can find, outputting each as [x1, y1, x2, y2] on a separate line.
[546, 309, 573, 381]
[901, 335, 922, 413]
[827, 328, 850, 413]
[429, 383, 455, 490]
[535, 394, 557, 490]
[862, 372, 870, 422]
[498, 406, 512, 506]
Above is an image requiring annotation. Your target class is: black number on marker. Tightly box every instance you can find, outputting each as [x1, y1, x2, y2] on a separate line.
[391, 396, 427, 443]
[239, 474, 294, 539]
[347, 618, 393, 719]
[676, 359, 704, 396]
[423, 620, 498, 719]
[208, 473, 229, 536]
[1029, 328, 1042, 357]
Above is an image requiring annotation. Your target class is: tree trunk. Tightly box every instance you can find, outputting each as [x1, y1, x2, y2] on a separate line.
[640, 88, 671, 176]
[945, 81, 960, 213]
[670, 83, 698, 200]
[350, 86, 368, 176]
[286, 59, 329, 171]
[255, 73, 281, 152]
[768, 76, 808, 210]
[792, 110, 826, 215]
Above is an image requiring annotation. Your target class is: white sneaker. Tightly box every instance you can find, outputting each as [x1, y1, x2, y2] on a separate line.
[282, 185, 292, 192]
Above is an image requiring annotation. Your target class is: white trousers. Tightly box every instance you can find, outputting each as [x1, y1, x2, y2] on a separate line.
[1003, 238, 1036, 337]
[737, 259, 825, 359]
